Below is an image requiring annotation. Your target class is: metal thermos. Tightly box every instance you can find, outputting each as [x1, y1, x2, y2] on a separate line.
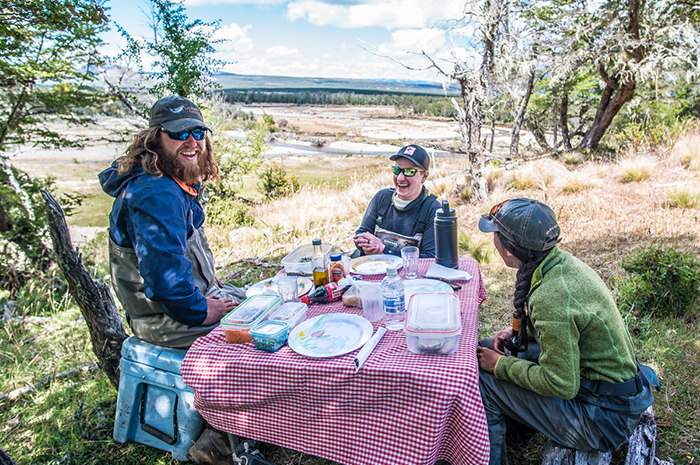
[435, 200, 459, 269]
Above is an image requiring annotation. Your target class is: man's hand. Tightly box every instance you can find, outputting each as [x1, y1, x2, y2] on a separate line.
[477, 347, 503, 373]
[354, 232, 385, 255]
[202, 295, 238, 326]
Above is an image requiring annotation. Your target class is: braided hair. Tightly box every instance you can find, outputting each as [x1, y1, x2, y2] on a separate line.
[495, 231, 552, 351]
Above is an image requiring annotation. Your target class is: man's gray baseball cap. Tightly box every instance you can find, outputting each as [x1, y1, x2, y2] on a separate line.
[478, 198, 561, 251]
[390, 145, 430, 170]
[149, 96, 210, 132]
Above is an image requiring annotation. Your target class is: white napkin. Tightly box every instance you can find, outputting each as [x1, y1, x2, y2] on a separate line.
[425, 262, 472, 281]
[353, 327, 387, 371]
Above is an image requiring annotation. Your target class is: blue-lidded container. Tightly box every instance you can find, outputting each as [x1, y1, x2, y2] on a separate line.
[250, 320, 289, 352]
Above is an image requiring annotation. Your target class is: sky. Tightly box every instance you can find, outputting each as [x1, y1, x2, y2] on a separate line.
[101, 0, 477, 84]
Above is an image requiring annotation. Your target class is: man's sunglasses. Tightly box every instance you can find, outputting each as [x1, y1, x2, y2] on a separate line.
[392, 166, 425, 177]
[161, 127, 207, 141]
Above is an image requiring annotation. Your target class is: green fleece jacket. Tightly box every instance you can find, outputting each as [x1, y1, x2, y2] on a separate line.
[494, 247, 638, 399]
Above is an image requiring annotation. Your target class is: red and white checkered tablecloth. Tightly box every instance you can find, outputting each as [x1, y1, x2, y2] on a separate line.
[181, 257, 490, 465]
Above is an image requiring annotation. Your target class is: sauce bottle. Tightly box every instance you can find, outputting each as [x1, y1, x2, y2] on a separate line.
[311, 239, 329, 287]
[329, 253, 346, 282]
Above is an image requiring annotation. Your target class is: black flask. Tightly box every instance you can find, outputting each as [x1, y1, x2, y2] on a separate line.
[434, 200, 459, 269]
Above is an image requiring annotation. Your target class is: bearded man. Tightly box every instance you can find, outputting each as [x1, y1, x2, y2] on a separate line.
[99, 96, 246, 349]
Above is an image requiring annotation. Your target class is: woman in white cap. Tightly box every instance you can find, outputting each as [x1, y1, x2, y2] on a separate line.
[353, 144, 441, 258]
[476, 198, 656, 464]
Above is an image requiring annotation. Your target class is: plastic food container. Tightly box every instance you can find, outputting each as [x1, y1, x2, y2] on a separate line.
[268, 302, 307, 330]
[221, 294, 282, 343]
[404, 293, 461, 355]
[281, 243, 333, 276]
[250, 320, 289, 352]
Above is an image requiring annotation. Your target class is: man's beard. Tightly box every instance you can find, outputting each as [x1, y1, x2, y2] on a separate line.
[159, 147, 207, 185]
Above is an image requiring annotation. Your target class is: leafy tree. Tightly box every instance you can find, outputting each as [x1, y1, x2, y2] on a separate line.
[523, 0, 700, 151]
[0, 0, 108, 292]
[0, 0, 109, 151]
[114, 0, 225, 100]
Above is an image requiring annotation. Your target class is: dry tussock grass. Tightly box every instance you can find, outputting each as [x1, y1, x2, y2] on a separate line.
[669, 129, 700, 170]
[214, 145, 700, 280]
[617, 153, 658, 182]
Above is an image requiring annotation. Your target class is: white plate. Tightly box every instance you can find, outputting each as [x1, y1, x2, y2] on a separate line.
[245, 276, 313, 299]
[404, 279, 454, 302]
[288, 313, 373, 358]
[349, 254, 403, 275]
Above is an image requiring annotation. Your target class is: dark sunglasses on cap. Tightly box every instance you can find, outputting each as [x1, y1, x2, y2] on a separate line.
[392, 166, 425, 177]
[485, 200, 518, 241]
[161, 127, 207, 141]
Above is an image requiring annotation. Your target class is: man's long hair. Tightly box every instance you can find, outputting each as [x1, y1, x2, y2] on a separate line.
[118, 126, 220, 184]
[496, 232, 552, 352]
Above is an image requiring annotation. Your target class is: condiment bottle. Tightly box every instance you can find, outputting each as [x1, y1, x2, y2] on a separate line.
[329, 253, 346, 282]
[435, 200, 459, 269]
[301, 283, 350, 305]
[503, 311, 520, 356]
[311, 239, 329, 287]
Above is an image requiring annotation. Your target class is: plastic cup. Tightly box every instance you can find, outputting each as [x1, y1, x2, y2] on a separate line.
[359, 283, 384, 322]
[277, 276, 298, 303]
[401, 246, 419, 280]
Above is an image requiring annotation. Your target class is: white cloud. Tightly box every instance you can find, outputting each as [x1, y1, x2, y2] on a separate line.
[286, 0, 465, 30]
[215, 23, 254, 53]
[266, 45, 300, 57]
[185, 0, 284, 5]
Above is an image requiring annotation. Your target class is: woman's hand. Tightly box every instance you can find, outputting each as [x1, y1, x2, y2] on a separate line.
[353, 232, 385, 255]
[492, 329, 511, 354]
[477, 347, 503, 373]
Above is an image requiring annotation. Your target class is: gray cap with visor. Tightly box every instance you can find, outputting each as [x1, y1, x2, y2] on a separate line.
[478, 198, 561, 251]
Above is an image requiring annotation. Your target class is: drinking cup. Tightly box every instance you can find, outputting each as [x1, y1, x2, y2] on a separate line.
[401, 246, 419, 280]
[277, 276, 298, 303]
[359, 283, 384, 322]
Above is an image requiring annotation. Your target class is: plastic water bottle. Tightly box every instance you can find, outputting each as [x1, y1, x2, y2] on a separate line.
[381, 265, 405, 330]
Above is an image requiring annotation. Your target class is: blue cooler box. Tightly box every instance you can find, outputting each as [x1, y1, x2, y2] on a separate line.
[113, 337, 205, 461]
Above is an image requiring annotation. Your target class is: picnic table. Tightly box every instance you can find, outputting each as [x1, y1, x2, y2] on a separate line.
[181, 257, 490, 465]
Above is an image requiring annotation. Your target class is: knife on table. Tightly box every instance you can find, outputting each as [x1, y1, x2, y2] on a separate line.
[420, 275, 462, 291]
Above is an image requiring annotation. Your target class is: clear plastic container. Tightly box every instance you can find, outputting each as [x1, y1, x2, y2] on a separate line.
[281, 243, 333, 276]
[404, 293, 461, 355]
[221, 294, 281, 343]
[250, 320, 289, 352]
[267, 301, 307, 330]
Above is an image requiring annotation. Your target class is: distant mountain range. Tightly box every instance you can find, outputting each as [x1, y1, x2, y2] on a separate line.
[212, 72, 461, 96]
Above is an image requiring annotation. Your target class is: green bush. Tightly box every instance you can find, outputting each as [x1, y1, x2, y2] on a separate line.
[617, 246, 700, 317]
[258, 163, 299, 200]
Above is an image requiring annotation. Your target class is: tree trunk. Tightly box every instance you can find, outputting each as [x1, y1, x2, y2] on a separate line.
[525, 121, 552, 153]
[579, 78, 636, 150]
[559, 89, 572, 151]
[541, 406, 657, 465]
[552, 90, 558, 154]
[453, 74, 487, 203]
[41, 189, 128, 390]
[510, 67, 536, 160]
[541, 440, 611, 465]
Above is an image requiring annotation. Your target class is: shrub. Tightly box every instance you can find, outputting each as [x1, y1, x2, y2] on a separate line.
[618, 156, 656, 183]
[258, 163, 299, 200]
[617, 246, 700, 317]
[505, 172, 537, 190]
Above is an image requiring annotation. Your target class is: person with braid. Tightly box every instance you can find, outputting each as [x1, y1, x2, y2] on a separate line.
[476, 198, 655, 465]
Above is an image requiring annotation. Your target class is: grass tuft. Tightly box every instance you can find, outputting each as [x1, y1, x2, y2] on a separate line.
[618, 155, 657, 183]
[458, 231, 493, 263]
[666, 187, 700, 209]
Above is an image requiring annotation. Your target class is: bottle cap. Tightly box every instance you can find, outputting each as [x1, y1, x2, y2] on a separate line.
[386, 265, 397, 276]
[330, 253, 341, 262]
[312, 239, 322, 246]
[436, 200, 455, 218]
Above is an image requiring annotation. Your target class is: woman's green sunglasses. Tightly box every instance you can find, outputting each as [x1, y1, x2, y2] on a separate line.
[392, 166, 425, 177]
